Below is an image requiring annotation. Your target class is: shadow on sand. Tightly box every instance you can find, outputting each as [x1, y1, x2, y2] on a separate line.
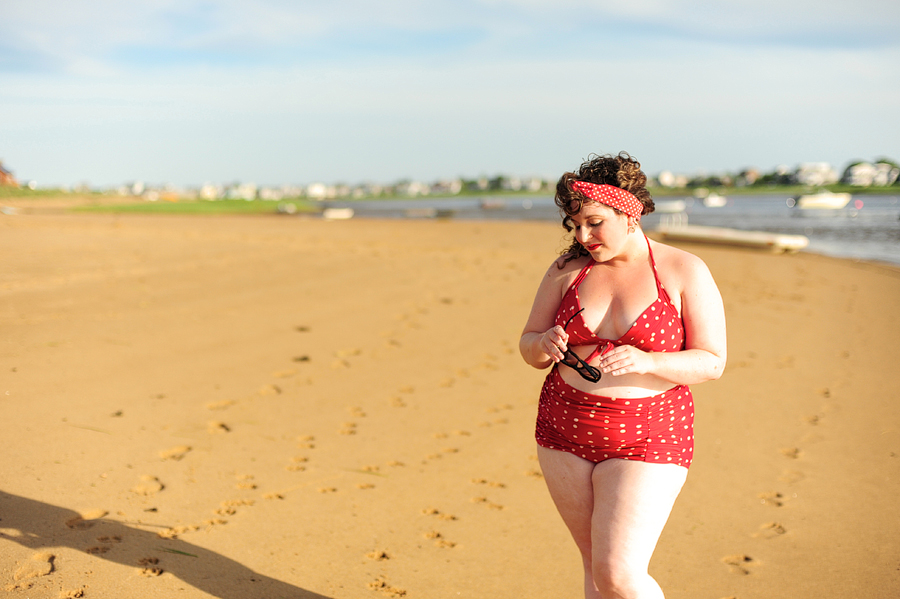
[0, 490, 331, 598]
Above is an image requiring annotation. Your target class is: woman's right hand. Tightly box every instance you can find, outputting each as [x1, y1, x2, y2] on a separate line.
[540, 326, 569, 363]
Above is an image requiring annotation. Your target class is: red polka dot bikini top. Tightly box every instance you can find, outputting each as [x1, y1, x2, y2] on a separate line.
[555, 235, 685, 362]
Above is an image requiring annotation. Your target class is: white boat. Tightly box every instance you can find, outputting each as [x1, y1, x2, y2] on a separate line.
[655, 224, 809, 253]
[322, 207, 354, 220]
[655, 199, 687, 213]
[702, 192, 727, 207]
[788, 191, 851, 210]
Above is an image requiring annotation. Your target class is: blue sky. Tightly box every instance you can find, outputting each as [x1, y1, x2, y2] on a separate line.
[1, 0, 898, 188]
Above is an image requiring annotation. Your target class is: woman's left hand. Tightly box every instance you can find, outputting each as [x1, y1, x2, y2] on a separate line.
[599, 344, 655, 376]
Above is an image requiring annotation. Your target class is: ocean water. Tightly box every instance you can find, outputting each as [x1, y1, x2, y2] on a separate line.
[322, 193, 900, 267]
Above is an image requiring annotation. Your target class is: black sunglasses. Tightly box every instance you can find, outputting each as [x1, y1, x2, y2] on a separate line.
[559, 308, 602, 383]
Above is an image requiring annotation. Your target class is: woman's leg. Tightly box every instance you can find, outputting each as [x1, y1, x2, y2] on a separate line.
[589, 459, 688, 599]
[538, 446, 687, 599]
[537, 446, 603, 599]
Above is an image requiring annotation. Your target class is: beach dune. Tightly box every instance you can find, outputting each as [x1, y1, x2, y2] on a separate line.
[1, 212, 898, 598]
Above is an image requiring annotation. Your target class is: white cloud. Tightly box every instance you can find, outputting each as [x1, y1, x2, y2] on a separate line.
[3, 0, 898, 76]
[0, 1, 897, 185]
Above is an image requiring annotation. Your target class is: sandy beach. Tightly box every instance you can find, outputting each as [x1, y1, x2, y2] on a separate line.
[2, 210, 899, 599]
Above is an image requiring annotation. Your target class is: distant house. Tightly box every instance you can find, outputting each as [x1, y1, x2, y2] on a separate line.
[841, 161, 900, 186]
[0, 161, 19, 187]
[795, 163, 838, 187]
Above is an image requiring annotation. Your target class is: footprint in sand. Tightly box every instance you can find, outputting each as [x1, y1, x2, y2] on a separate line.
[297, 435, 316, 449]
[780, 447, 802, 459]
[422, 507, 458, 521]
[159, 446, 192, 461]
[235, 474, 257, 490]
[424, 530, 457, 548]
[367, 550, 391, 561]
[368, 575, 407, 597]
[201, 518, 228, 529]
[331, 348, 362, 370]
[97, 535, 122, 543]
[340, 422, 357, 435]
[722, 554, 758, 575]
[206, 399, 236, 411]
[348, 406, 367, 418]
[471, 478, 506, 488]
[207, 421, 231, 434]
[479, 354, 500, 371]
[286, 456, 308, 472]
[471, 496, 504, 510]
[158, 524, 199, 539]
[65, 509, 108, 529]
[758, 491, 786, 507]
[258, 384, 282, 396]
[753, 522, 787, 539]
[138, 556, 163, 577]
[131, 475, 164, 496]
[13, 552, 55, 581]
[213, 498, 255, 517]
[60, 588, 86, 598]
[383, 337, 402, 350]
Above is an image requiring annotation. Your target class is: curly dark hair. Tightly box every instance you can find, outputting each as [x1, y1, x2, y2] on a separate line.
[555, 152, 655, 265]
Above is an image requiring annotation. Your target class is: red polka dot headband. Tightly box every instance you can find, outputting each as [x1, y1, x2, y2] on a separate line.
[570, 180, 644, 219]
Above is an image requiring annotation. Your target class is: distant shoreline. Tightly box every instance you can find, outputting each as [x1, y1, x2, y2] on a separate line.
[1, 184, 897, 217]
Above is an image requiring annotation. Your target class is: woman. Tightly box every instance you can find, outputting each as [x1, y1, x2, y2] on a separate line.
[520, 152, 726, 599]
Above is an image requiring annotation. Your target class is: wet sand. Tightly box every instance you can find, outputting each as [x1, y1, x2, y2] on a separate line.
[1, 211, 898, 598]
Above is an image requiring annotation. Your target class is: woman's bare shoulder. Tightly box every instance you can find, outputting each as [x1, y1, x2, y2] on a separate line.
[546, 253, 590, 278]
[648, 239, 716, 292]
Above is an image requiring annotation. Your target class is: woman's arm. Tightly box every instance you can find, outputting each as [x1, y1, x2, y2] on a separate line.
[599, 251, 727, 385]
[519, 258, 576, 370]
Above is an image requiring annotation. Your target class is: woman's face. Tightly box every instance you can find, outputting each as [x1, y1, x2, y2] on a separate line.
[569, 201, 629, 261]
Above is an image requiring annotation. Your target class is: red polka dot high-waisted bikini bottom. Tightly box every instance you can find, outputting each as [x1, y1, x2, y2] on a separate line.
[535, 368, 694, 468]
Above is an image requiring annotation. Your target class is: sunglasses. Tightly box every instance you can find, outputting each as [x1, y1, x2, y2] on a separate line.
[559, 308, 603, 383]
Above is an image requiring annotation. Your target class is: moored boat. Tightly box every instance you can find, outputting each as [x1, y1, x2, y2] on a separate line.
[702, 192, 727, 207]
[787, 191, 852, 210]
[655, 224, 809, 253]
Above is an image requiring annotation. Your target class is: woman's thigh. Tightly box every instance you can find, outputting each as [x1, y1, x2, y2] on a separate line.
[590, 459, 688, 571]
[537, 445, 597, 552]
